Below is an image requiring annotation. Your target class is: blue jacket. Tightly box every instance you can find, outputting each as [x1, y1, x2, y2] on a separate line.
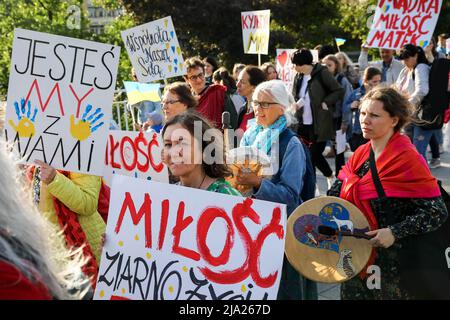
[252, 130, 306, 215]
[343, 85, 366, 135]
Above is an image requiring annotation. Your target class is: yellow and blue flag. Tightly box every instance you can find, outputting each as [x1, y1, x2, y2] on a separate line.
[123, 81, 161, 105]
[335, 38, 346, 47]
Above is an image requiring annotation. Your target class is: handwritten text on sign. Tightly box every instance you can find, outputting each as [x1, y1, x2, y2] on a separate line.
[103, 130, 169, 185]
[241, 10, 270, 55]
[366, 0, 443, 50]
[4, 28, 119, 175]
[94, 175, 286, 300]
[121, 16, 186, 82]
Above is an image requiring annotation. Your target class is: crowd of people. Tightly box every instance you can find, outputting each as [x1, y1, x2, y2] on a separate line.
[1, 31, 450, 300]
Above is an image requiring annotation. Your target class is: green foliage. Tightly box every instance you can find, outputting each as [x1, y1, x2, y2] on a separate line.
[0, 0, 91, 99]
[118, 0, 344, 70]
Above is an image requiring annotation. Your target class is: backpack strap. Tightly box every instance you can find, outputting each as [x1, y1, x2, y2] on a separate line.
[277, 128, 316, 202]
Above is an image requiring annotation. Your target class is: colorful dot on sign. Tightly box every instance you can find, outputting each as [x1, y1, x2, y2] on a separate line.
[146, 252, 152, 259]
[122, 288, 126, 294]
[182, 266, 188, 272]
[241, 285, 247, 293]
[134, 234, 139, 241]
[99, 290, 105, 298]
[118, 241, 124, 247]
[164, 19, 168, 28]
[169, 286, 174, 294]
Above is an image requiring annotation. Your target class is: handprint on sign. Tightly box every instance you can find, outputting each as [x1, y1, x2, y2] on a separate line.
[70, 104, 105, 141]
[9, 98, 38, 138]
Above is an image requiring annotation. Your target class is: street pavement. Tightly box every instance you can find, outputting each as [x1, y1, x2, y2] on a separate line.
[314, 144, 450, 300]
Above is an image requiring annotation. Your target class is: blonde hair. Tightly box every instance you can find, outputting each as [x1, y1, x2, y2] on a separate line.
[0, 141, 89, 299]
[335, 52, 354, 69]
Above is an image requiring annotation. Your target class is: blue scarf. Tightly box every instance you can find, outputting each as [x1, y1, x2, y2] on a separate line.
[241, 115, 287, 155]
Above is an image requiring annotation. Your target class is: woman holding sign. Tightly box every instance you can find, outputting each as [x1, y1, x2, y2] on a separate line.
[327, 87, 448, 299]
[28, 163, 106, 288]
[237, 80, 317, 300]
[161, 112, 240, 196]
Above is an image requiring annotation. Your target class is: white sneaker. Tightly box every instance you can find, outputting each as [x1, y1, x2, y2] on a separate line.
[327, 174, 336, 190]
[315, 184, 321, 197]
[323, 146, 331, 157]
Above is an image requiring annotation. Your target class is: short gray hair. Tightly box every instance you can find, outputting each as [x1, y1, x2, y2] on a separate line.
[252, 80, 297, 126]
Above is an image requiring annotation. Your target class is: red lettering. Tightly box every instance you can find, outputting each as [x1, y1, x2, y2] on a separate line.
[393, 30, 407, 47]
[427, 0, 439, 14]
[197, 207, 234, 267]
[135, 132, 150, 172]
[109, 134, 121, 169]
[251, 207, 284, 288]
[24, 79, 65, 116]
[199, 198, 258, 284]
[115, 192, 152, 248]
[374, 13, 390, 29]
[172, 201, 200, 261]
[149, 133, 164, 173]
[418, 13, 432, 35]
[367, 30, 385, 47]
[381, 30, 395, 48]
[69, 85, 94, 118]
[120, 136, 137, 171]
[158, 199, 170, 250]
[241, 15, 249, 29]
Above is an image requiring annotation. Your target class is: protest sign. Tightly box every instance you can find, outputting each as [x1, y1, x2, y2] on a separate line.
[366, 0, 443, 50]
[276, 49, 296, 94]
[241, 10, 271, 55]
[103, 130, 169, 185]
[4, 28, 119, 176]
[121, 16, 186, 83]
[94, 175, 286, 300]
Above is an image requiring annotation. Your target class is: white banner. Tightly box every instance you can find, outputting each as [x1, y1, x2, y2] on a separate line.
[4, 28, 120, 176]
[103, 130, 169, 185]
[241, 10, 271, 55]
[121, 16, 186, 82]
[366, 0, 443, 49]
[94, 175, 286, 300]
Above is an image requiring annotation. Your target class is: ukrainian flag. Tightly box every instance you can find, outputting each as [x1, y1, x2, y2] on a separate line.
[335, 38, 346, 47]
[123, 81, 161, 105]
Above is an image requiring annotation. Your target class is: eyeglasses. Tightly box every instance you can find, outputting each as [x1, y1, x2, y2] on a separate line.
[187, 72, 205, 81]
[251, 101, 279, 109]
[162, 99, 180, 105]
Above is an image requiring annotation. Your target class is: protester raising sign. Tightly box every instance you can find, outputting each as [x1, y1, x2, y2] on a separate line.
[121, 16, 186, 83]
[241, 10, 271, 55]
[4, 28, 120, 176]
[366, 0, 443, 50]
[103, 130, 169, 186]
[94, 175, 286, 300]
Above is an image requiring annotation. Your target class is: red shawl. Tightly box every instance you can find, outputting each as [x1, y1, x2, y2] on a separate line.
[196, 84, 227, 128]
[53, 171, 99, 289]
[27, 167, 99, 288]
[338, 132, 441, 276]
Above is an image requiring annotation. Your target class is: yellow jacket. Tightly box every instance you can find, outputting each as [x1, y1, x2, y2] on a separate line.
[37, 171, 106, 263]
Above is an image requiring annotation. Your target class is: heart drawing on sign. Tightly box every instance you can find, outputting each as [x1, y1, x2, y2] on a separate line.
[293, 202, 365, 253]
[277, 50, 288, 67]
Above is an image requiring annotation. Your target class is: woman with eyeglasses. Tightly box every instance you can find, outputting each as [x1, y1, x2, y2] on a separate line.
[161, 82, 198, 121]
[184, 57, 238, 129]
[237, 80, 318, 300]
